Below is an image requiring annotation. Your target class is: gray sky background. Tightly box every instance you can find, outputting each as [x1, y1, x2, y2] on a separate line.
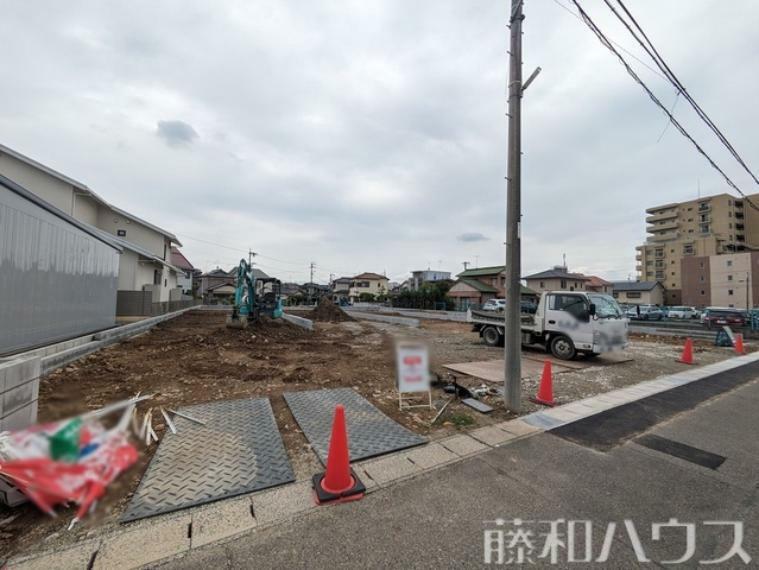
[1, 0, 758, 283]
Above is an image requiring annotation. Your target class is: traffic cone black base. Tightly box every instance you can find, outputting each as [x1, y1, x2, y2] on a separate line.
[312, 469, 366, 505]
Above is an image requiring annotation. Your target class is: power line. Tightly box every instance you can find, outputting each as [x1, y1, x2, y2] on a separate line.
[604, 0, 759, 196]
[569, 0, 754, 209]
[548, 0, 669, 82]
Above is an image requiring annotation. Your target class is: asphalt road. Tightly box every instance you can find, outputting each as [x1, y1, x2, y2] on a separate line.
[162, 376, 759, 569]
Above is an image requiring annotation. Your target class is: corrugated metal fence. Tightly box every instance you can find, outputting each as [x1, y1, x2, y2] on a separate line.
[0, 180, 120, 355]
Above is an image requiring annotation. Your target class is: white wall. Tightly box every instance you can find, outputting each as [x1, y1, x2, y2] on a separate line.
[0, 152, 74, 214]
[96, 206, 167, 259]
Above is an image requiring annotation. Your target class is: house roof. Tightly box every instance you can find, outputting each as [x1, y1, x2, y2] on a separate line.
[352, 272, 388, 280]
[523, 267, 590, 281]
[455, 278, 536, 296]
[458, 278, 498, 293]
[457, 265, 504, 278]
[207, 281, 236, 292]
[0, 173, 121, 252]
[612, 280, 662, 292]
[586, 275, 612, 287]
[0, 142, 181, 245]
[202, 268, 231, 277]
[170, 247, 194, 271]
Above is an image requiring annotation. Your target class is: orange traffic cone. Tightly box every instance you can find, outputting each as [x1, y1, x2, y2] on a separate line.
[312, 404, 365, 506]
[735, 333, 745, 355]
[677, 337, 695, 364]
[530, 361, 556, 407]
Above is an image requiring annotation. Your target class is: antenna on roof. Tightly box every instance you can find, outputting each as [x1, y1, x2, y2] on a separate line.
[562, 253, 567, 271]
[462, 261, 470, 271]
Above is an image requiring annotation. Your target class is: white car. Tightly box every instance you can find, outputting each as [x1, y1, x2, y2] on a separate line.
[667, 306, 698, 319]
[482, 298, 506, 312]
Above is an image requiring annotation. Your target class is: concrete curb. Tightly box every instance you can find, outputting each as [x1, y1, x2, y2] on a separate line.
[281, 313, 314, 331]
[379, 308, 468, 322]
[345, 311, 420, 327]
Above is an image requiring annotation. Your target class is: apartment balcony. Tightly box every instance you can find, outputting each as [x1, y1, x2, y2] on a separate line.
[635, 254, 642, 261]
[635, 264, 643, 272]
[736, 212, 745, 220]
[645, 211, 678, 223]
[698, 202, 711, 212]
[647, 232, 679, 243]
[647, 220, 679, 233]
[645, 203, 678, 215]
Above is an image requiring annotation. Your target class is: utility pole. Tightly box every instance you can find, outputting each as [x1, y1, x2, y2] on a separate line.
[248, 249, 257, 267]
[309, 261, 316, 303]
[504, 0, 525, 412]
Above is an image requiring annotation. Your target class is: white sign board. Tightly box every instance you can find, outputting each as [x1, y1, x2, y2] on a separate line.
[395, 341, 430, 393]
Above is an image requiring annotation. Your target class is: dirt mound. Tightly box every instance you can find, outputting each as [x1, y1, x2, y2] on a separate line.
[308, 298, 355, 322]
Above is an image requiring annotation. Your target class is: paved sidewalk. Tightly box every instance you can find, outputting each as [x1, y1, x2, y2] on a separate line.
[162, 376, 759, 568]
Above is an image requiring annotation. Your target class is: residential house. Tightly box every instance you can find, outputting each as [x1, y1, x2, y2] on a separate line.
[170, 247, 196, 295]
[331, 277, 353, 304]
[199, 266, 271, 302]
[524, 266, 590, 293]
[612, 281, 665, 306]
[584, 275, 613, 295]
[349, 272, 389, 302]
[409, 270, 452, 291]
[447, 265, 537, 310]
[0, 143, 184, 315]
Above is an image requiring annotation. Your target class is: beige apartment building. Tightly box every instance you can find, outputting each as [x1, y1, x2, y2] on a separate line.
[636, 192, 759, 304]
[682, 252, 759, 309]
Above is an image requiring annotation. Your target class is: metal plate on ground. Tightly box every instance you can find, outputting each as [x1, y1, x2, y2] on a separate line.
[284, 388, 427, 464]
[121, 398, 294, 523]
[461, 398, 494, 414]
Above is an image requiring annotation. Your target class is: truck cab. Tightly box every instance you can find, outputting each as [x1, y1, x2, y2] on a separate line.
[469, 291, 628, 360]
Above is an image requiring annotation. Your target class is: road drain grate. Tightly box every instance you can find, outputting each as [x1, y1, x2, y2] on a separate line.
[635, 434, 726, 470]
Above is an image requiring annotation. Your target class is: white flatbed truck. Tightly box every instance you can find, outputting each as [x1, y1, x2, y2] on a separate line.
[468, 291, 629, 360]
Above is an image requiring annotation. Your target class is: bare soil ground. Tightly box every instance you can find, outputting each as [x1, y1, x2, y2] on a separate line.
[1, 312, 751, 559]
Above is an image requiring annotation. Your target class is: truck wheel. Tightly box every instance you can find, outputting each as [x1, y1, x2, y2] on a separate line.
[550, 335, 576, 360]
[481, 326, 502, 347]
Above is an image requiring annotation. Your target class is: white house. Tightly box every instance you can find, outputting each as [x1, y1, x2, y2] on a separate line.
[0, 143, 184, 313]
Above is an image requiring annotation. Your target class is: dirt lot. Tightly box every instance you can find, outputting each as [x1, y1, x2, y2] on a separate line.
[0, 311, 751, 559]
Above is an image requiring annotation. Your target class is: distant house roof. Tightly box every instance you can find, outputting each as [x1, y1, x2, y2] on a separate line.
[455, 278, 536, 296]
[458, 278, 498, 293]
[524, 267, 590, 281]
[586, 275, 612, 287]
[170, 247, 194, 271]
[207, 281, 235, 292]
[612, 281, 662, 292]
[202, 268, 231, 277]
[352, 272, 388, 280]
[458, 265, 504, 278]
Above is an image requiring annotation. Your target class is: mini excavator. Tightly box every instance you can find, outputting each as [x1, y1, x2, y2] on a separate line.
[225, 259, 284, 329]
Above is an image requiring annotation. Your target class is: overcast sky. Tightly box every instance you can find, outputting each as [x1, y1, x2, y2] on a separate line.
[2, 1, 758, 283]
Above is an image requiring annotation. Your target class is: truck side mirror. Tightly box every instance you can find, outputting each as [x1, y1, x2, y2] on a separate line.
[589, 303, 596, 316]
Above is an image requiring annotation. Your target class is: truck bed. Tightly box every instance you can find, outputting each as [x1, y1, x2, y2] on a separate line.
[469, 309, 535, 326]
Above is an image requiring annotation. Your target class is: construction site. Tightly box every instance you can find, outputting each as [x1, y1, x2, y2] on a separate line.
[1, 291, 750, 564]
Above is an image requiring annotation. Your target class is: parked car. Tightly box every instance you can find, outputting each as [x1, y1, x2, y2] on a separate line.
[701, 308, 747, 329]
[520, 300, 538, 314]
[625, 304, 664, 320]
[667, 306, 698, 319]
[482, 298, 506, 312]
